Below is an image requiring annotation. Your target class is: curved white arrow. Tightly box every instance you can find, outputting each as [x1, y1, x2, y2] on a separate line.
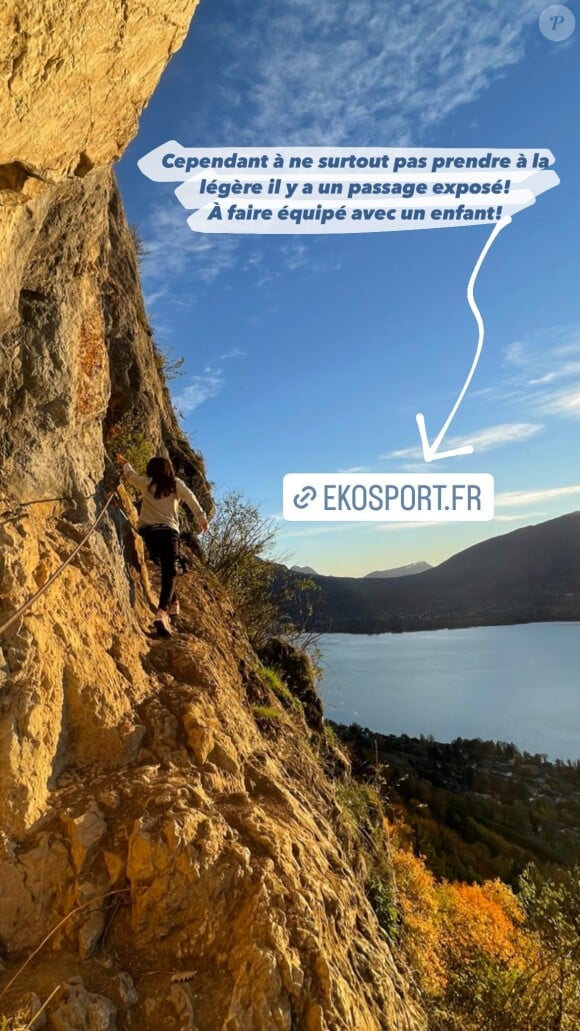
[416, 215, 512, 462]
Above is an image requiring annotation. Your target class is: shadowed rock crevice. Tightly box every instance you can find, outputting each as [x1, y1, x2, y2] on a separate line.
[0, 161, 31, 191]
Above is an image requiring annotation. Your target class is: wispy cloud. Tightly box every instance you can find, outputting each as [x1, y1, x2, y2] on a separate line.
[219, 348, 246, 360]
[460, 422, 542, 450]
[493, 512, 546, 522]
[504, 325, 580, 368]
[140, 203, 240, 300]
[555, 342, 580, 359]
[471, 325, 580, 415]
[279, 522, 367, 539]
[206, 1, 542, 146]
[281, 242, 309, 270]
[143, 287, 168, 308]
[494, 326, 580, 423]
[527, 362, 580, 387]
[386, 422, 542, 461]
[377, 512, 547, 531]
[170, 348, 246, 412]
[139, 201, 339, 301]
[280, 241, 342, 274]
[496, 484, 580, 508]
[375, 520, 456, 532]
[504, 340, 528, 366]
[536, 385, 580, 419]
[172, 366, 224, 414]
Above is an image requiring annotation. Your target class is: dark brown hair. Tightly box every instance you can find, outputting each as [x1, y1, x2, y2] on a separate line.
[146, 456, 177, 499]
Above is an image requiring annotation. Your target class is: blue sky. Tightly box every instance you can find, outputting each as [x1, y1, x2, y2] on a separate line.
[117, 0, 580, 576]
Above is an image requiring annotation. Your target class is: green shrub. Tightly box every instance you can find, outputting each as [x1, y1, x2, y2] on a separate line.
[333, 781, 399, 938]
[259, 667, 302, 711]
[252, 705, 281, 722]
[123, 434, 154, 473]
[257, 638, 323, 733]
[335, 782, 382, 834]
[366, 872, 398, 939]
[106, 413, 155, 473]
[324, 724, 339, 747]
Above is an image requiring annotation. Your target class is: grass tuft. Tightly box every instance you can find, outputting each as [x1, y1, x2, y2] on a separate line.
[252, 705, 281, 722]
[259, 667, 303, 711]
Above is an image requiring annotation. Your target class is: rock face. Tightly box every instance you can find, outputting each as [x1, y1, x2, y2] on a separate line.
[0, 1, 200, 180]
[0, 0, 200, 337]
[0, 572, 424, 1030]
[0, 4, 424, 1030]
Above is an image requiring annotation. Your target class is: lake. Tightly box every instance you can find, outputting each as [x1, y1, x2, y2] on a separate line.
[315, 623, 580, 761]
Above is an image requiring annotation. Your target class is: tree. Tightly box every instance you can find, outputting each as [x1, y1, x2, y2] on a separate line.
[201, 490, 321, 648]
[435, 878, 529, 1031]
[202, 490, 277, 584]
[200, 490, 278, 646]
[517, 865, 580, 1031]
[389, 826, 539, 1031]
[389, 834, 447, 999]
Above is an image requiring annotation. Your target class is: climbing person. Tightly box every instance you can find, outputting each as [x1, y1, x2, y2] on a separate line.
[115, 453, 208, 636]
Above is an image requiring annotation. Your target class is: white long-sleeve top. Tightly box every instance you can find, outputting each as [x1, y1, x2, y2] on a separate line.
[122, 462, 206, 533]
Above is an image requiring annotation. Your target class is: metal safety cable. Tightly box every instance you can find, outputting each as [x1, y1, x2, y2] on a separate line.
[0, 491, 102, 526]
[0, 492, 116, 637]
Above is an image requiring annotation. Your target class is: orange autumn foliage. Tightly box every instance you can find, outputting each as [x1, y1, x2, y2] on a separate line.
[390, 842, 447, 997]
[438, 878, 527, 971]
[385, 819, 544, 1029]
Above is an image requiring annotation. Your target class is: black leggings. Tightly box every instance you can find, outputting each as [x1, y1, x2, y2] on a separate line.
[139, 526, 180, 611]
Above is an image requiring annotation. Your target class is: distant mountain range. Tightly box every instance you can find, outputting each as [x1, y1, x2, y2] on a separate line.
[290, 561, 432, 578]
[364, 561, 432, 579]
[280, 513, 580, 633]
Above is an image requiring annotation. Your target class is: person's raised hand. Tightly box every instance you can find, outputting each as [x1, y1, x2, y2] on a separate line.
[199, 519, 209, 533]
[115, 453, 128, 465]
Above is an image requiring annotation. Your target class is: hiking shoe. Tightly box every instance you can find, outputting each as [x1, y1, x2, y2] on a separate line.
[153, 609, 172, 637]
[168, 599, 180, 618]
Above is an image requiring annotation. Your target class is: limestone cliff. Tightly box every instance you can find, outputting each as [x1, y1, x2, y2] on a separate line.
[0, 4, 424, 1029]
